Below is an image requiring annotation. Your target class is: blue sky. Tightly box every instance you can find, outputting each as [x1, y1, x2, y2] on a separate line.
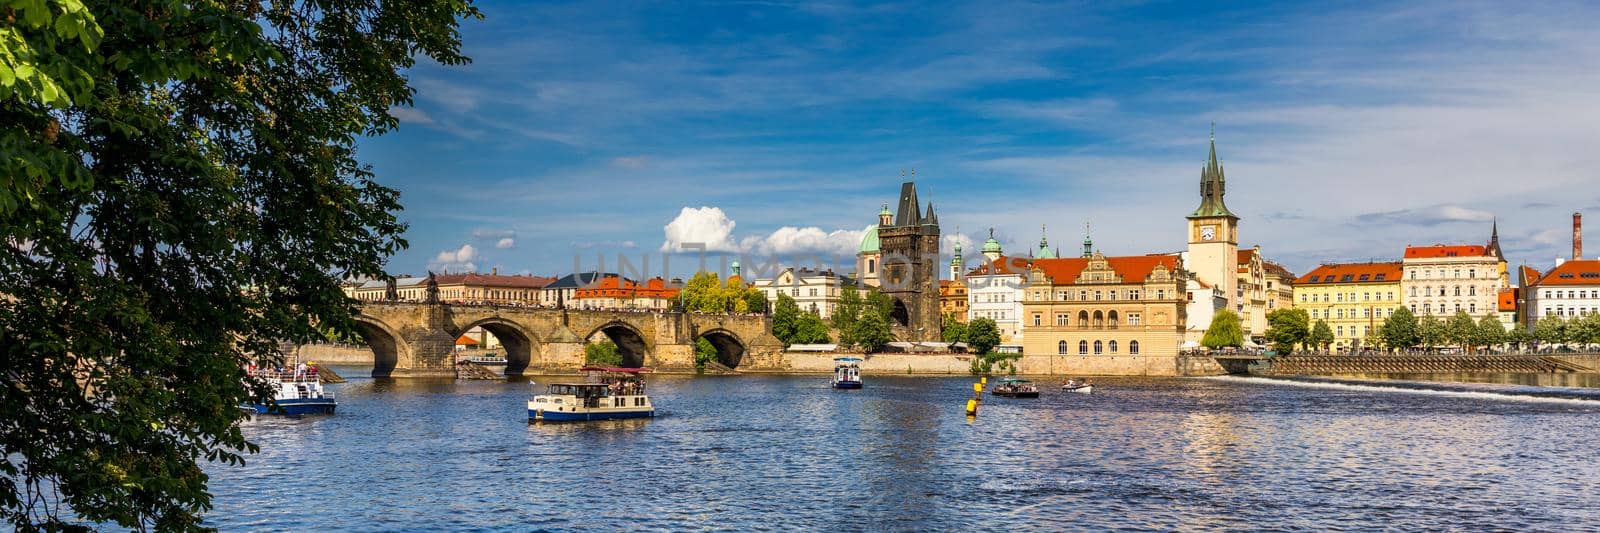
[360, 0, 1600, 281]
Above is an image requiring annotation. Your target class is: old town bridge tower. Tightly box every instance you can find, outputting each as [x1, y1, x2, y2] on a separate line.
[876, 181, 941, 341]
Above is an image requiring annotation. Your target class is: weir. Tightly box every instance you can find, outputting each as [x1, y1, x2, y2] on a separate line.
[1245, 355, 1594, 376]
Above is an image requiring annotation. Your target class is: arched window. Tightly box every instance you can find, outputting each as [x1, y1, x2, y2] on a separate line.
[868, 259, 876, 273]
[1468, 286, 1476, 296]
[1108, 310, 1119, 328]
[1058, 340, 1068, 354]
[1108, 340, 1118, 353]
[1454, 286, 1461, 296]
[1093, 311, 1104, 328]
[1093, 340, 1103, 354]
[1079, 340, 1089, 354]
[1129, 340, 1140, 354]
[1078, 311, 1090, 328]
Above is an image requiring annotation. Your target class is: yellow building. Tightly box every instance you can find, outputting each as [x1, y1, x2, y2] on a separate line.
[939, 279, 968, 322]
[1293, 262, 1403, 352]
[1020, 252, 1189, 359]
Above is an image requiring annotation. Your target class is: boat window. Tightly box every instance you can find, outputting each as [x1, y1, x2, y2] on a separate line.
[535, 398, 546, 403]
[554, 399, 563, 404]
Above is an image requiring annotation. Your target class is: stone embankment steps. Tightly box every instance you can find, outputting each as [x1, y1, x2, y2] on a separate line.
[1262, 355, 1594, 375]
[456, 361, 503, 380]
[316, 366, 347, 384]
[699, 361, 737, 374]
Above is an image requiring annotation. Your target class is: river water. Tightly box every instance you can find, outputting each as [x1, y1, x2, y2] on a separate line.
[206, 370, 1600, 531]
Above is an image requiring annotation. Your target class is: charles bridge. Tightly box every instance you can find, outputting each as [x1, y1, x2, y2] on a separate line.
[352, 302, 785, 377]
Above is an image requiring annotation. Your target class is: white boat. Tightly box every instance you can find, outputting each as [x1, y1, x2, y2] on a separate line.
[244, 368, 336, 415]
[1061, 380, 1094, 394]
[832, 358, 862, 389]
[528, 367, 655, 421]
[461, 352, 507, 366]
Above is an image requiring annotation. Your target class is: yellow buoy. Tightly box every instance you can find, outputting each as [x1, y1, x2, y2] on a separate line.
[965, 399, 978, 416]
[980, 377, 987, 385]
[972, 382, 983, 393]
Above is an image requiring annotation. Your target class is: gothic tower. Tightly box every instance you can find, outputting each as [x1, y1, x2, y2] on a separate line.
[877, 181, 941, 341]
[1186, 126, 1240, 311]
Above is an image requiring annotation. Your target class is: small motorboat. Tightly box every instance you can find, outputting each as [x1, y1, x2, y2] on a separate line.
[1061, 379, 1094, 394]
[832, 358, 863, 389]
[529, 367, 655, 422]
[991, 377, 1040, 398]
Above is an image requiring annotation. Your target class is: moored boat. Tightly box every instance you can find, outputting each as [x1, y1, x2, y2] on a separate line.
[832, 358, 863, 389]
[991, 377, 1040, 398]
[245, 367, 336, 415]
[529, 367, 655, 421]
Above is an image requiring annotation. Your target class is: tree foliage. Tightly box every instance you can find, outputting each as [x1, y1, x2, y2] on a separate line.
[1264, 308, 1309, 353]
[967, 317, 1001, 355]
[771, 293, 800, 345]
[1418, 314, 1445, 351]
[694, 338, 718, 372]
[1379, 307, 1420, 352]
[792, 312, 832, 345]
[831, 287, 863, 347]
[1476, 315, 1506, 351]
[1534, 315, 1567, 346]
[850, 308, 894, 353]
[0, 0, 479, 529]
[1310, 320, 1335, 350]
[1201, 309, 1245, 349]
[1445, 311, 1477, 352]
[679, 271, 764, 313]
[585, 341, 622, 366]
[940, 311, 968, 343]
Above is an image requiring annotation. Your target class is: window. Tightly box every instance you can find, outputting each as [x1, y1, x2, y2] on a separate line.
[1058, 340, 1068, 354]
[1454, 287, 1461, 297]
[1301, 294, 1308, 302]
[1129, 341, 1140, 354]
[1469, 286, 1475, 296]
[1469, 303, 1476, 313]
[1093, 340, 1103, 354]
[1129, 290, 1141, 300]
[1095, 291, 1103, 301]
[1056, 314, 1069, 326]
[1079, 340, 1089, 354]
[1157, 290, 1166, 300]
[1033, 314, 1041, 326]
[1469, 269, 1476, 278]
[1110, 290, 1118, 301]
[1336, 326, 1344, 337]
[1337, 293, 1344, 303]
[1127, 313, 1142, 326]
[1108, 340, 1118, 353]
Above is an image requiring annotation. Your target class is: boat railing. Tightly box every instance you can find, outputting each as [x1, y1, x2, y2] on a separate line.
[249, 369, 322, 384]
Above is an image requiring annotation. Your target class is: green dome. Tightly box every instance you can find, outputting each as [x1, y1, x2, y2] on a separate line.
[1035, 243, 1056, 259]
[982, 234, 1002, 254]
[858, 225, 880, 254]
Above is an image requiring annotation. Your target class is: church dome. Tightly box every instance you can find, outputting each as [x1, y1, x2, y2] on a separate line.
[858, 225, 880, 254]
[982, 235, 1002, 254]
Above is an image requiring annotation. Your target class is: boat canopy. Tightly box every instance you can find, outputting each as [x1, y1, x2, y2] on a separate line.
[579, 367, 653, 373]
[833, 357, 864, 362]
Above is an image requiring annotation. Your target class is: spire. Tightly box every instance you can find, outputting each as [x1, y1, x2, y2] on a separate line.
[925, 202, 938, 224]
[1487, 218, 1504, 259]
[1082, 219, 1094, 258]
[894, 181, 921, 226]
[1189, 124, 1237, 220]
[1034, 223, 1056, 259]
[953, 226, 963, 254]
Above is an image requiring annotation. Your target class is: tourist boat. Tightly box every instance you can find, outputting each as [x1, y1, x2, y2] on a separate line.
[461, 352, 507, 366]
[832, 357, 863, 389]
[244, 367, 336, 415]
[1061, 379, 1094, 394]
[991, 377, 1040, 398]
[528, 367, 655, 421]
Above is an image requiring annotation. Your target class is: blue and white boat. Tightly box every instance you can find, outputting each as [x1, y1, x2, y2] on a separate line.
[245, 368, 336, 415]
[528, 367, 655, 422]
[832, 358, 863, 389]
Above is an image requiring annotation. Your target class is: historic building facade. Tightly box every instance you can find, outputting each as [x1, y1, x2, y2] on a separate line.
[755, 267, 856, 318]
[1184, 132, 1241, 344]
[1294, 262, 1404, 351]
[346, 272, 556, 305]
[965, 256, 1028, 344]
[1236, 247, 1269, 340]
[1399, 225, 1508, 319]
[939, 279, 968, 322]
[875, 181, 942, 341]
[1019, 253, 1189, 360]
[1524, 259, 1600, 324]
[1264, 261, 1297, 315]
[571, 276, 681, 310]
[854, 204, 892, 288]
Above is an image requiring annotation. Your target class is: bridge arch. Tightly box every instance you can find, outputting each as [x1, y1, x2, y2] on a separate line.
[588, 320, 650, 368]
[696, 328, 748, 369]
[455, 317, 543, 376]
[353, 315, 405, 378]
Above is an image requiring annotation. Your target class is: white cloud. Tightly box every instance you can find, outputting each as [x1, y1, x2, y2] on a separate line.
[429, 244, 478, 273]
[496, 237, 516, 249]
[472, 228, 516, 240]
[389, 107, 435, 126]
[661, 206, 739, 253]
[611, 156, 649, 169]
[739, 226, 866, 258]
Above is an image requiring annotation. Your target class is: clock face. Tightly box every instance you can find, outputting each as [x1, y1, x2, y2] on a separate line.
[1200, 225, 1216, 241]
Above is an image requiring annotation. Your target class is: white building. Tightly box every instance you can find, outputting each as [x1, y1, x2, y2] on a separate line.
[1525, 259, 1600, 324]
[965, 254, 1028, 344]
[1400, 227, 1508, 319]
[756, 267, 856, 318]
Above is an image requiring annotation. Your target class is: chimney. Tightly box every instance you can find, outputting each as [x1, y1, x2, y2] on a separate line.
[491, 266, 498, 276]
[1575, 212, 1584, 260]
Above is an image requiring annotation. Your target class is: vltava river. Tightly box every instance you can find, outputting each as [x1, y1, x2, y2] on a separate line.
[207, 371, 1600, 531]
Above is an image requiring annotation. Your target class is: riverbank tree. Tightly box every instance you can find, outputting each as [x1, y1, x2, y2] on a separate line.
[0, 1, 481, 529]
[1264, 308, 1309, 352]
[967, 318, 1001, 355]
[1379, 307, 1420, 352]
[1201, 309, 1244, 349]
[1310, 320, 1335, 351]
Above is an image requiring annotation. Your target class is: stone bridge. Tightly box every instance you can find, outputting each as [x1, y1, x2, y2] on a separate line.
[352, 303, 786, 377]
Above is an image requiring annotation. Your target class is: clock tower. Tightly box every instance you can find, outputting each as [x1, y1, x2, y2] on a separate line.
[1186, 128, 1239, 311]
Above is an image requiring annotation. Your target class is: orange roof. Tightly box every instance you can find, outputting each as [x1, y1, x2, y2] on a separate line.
[455, 335, 479, 346]
[1535, 260, 1600, 286]
[1498, 288, 1517, 311]
[1294, 262, 1403, 285]
[572, 276, 681, 299]
[1030, 255, 1180, 285]
[1237, 250, 1258, 263]
[965, 256, 1034, 277]
[433, 273, 556, 289]
[1520, 265, 1543, 285]
[1404, 245, 1489, 259]
[1263, 262, 1296, 280]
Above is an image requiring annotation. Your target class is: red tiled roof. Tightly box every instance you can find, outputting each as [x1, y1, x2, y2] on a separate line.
[433, 273, 557, 289]
[1520, 265, 1544, 285]
[1294, 262, 1403, 285]
[1498, 288, 1517, 312]
[1263, 262, 1296, 280]
[573, 276, 680, 299]
[1404, 245, 1489, 259]
[1238, 250, 1257, 263]
[966, 256, 1034, 276]
[1535, 259, 1600, 287]
[1030, 255, 1180, 285]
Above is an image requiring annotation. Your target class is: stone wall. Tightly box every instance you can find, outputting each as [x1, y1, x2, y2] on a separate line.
[296, 344, 375, 365]
[766, 352, 1230, 376]
[1546, 353, 1600, 373]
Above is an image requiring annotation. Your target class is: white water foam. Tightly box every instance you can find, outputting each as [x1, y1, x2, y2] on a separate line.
[1206, 375, 1600, 406]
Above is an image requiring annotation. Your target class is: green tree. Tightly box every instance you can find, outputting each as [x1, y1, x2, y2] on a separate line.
[1570, 313, 1600, 348]
[1507, 324, 1534, 351]
[771, 294, 801, 345]
[792, 311, 833, 344]
[743, 290, 769, 314]
[585, 341, 623, 366]
[1310, 320, 1335, 351]
[0, 1, 478, 529]
[1444, 311, 1477, 353]
[832, 288, 864, 348]
[967, 317, 1002, 355]
[1418, 314, 1445, 351]
[1264, 308, 1310, 353]
[1533, 315, 1567, 347]
[941, 312, 968, 343]
[1476, 315, 1506, 352]
[865, 287, 895, 321]
[1380, 307, 1420, 352]
[851, 309, 894, 353]
[694, 338, 718, 372]
[681, 271, 730, 313]
[1201, 309, 1245, 349]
